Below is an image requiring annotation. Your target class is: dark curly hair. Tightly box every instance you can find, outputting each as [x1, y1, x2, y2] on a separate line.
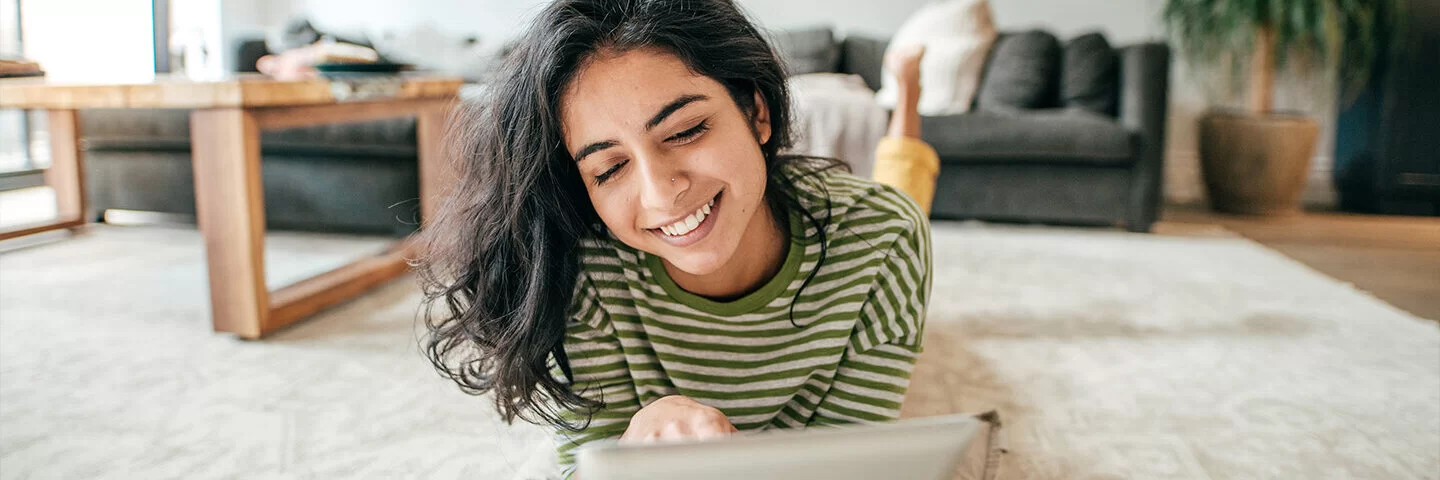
[415, 0, 845, 431]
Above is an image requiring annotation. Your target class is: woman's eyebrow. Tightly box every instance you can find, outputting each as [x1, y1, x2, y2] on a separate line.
[573, 94, 710, 163]
[645, 94, 708, 130]
[573, 140, 618, 164]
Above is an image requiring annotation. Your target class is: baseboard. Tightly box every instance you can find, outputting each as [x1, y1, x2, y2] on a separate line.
[1302, 164, 1338, 209]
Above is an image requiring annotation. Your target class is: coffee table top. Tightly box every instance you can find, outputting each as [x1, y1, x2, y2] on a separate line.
[0, 73, 464, 110]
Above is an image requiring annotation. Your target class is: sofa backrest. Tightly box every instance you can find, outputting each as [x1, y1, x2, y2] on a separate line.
[820, 30, 1123, 117]
[767, 26, 842, 76]
[839, 36, 889, 92]
[975, 30, 1120, 116]
[974, 31, 1065, 110]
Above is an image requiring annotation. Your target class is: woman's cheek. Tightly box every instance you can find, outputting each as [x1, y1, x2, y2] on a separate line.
[589, 190, 627, 233]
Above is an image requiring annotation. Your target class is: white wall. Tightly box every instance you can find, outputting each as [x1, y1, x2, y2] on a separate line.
[1, 0, 20, 57]
[295, 0, 548, 41]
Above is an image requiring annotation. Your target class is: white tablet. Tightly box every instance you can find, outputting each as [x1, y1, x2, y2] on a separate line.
[575, 413, 984, 480]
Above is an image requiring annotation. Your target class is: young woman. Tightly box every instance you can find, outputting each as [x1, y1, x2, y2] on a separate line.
[417, 0, 939, 476]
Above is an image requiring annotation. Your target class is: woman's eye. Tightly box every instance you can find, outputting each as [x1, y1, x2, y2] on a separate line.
[668, 120, 709, 143]
[595, 160, 627, 185]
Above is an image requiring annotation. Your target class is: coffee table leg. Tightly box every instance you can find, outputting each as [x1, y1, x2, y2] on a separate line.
[417, 106, 453, 224]
[190, 108, 268, 339]
[46, 109, 87, 223]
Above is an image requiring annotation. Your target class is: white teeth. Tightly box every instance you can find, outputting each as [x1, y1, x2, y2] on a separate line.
[660, 202, 711, 237]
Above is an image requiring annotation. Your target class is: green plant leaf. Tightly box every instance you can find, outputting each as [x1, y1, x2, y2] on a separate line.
[1162, 0, 1404, 108]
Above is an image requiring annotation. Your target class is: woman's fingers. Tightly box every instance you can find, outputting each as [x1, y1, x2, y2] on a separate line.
[621, 395, 739, 443]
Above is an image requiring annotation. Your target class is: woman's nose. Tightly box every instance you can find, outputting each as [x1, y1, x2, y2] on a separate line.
[636, 154, 689, 211]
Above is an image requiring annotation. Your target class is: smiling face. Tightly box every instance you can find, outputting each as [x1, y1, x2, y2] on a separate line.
[560, 47, 773, 277]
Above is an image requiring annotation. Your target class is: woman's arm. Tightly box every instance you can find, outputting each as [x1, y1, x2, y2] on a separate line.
[556, 276, 738, 478]
[554, 330, 642, 477]
[555, 276, 643, 478]
[811, 203, 931, 425]
[810, 341, 923, 424]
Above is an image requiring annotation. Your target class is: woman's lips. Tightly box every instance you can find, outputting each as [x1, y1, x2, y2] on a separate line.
[650, 191, 721, 248]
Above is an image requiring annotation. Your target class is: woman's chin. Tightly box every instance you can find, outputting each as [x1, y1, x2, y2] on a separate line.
[661, 252, 729, 278]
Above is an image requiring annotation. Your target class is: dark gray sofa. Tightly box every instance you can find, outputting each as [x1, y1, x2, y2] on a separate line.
[772, 28, 1170, 232]
[81, 110, 420, 234]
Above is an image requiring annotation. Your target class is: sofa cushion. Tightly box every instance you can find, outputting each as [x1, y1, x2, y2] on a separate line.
[920, 109, 1135, 165]
[839, 35, 889, 91]
[768, 27, 840, 76]
[976, 30, 1061, 110]
[1061, 32, 1118, 116]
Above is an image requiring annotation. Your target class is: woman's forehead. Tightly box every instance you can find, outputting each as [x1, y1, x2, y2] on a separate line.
[561, 49, 728, 140]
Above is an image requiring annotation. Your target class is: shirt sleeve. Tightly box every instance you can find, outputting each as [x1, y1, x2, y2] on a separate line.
[554, 273, 642, 479]
[810, 209, 931, 425]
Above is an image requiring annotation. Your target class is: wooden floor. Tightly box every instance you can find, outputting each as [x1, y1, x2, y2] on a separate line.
[1162, 204, 1440, 321]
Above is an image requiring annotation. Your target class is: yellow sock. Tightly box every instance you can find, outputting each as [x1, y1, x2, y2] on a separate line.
[871, 136, 939, 215]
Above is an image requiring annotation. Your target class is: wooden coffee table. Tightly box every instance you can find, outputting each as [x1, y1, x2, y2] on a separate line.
[0, 74, 464, 339]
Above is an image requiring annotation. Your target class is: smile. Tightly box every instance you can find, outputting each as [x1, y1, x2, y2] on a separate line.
[650, 191, 722, 247]
[661, 198, 714, 236]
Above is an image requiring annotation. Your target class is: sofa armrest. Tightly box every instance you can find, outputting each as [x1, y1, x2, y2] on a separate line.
[1118, 43, 1169, 154]
[1116, 42, 1169, 230]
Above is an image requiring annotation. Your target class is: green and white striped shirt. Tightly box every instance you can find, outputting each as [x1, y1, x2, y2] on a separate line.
[556, 170, 932, 475]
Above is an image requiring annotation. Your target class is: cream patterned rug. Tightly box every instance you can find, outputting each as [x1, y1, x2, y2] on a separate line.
[1, 223, 1436, 479]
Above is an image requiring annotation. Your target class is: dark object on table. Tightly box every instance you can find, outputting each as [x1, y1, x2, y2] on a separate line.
[313, 62, 413, 78]
[774, 27, 1168, 232]
[313, 62, 411, 73]
[236, 41, 269, 73]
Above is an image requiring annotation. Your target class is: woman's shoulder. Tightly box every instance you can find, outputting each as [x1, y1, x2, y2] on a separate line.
[567, 234, 639, 332]
[794, 167, 929, 249]
[576, 234, 641, 280]
[799, 168, 931, 352]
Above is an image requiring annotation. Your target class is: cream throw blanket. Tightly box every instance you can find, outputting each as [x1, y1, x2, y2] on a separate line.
[787, 73, 890, 178]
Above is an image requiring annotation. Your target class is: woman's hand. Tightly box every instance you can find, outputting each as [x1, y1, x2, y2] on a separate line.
[620, 395, 738, 443]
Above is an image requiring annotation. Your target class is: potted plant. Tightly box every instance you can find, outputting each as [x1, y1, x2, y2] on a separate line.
[1163, 0, 1403, 215]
